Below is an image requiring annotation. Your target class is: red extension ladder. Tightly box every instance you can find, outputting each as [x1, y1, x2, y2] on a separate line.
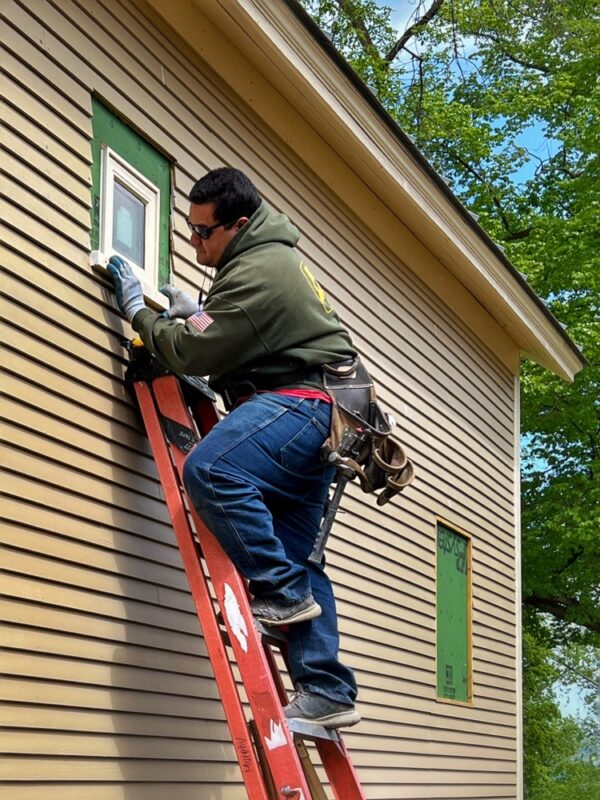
[126, 341, 366, 800]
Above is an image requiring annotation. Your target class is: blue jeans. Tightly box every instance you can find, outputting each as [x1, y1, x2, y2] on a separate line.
[183, 392, 357, 705]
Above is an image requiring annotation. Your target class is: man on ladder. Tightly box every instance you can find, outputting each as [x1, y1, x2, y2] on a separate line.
[108, 167, 360, 729]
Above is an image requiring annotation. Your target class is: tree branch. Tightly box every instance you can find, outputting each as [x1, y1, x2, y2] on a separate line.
[449, 149, 532, 240]
[505, 226, 533, 241]
[475, 31, 550, 74]
[524, 594, 600, 634]
[551, 654, 600, 690]
[337, 0, 380, 59]
[556, 549, 584, 575]
[384, 0, 445, 63]
[450, 0, 468, 83]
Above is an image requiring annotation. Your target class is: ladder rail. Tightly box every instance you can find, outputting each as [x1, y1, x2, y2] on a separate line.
[314, 738, 366, 800]
[131, 359, 367, 800]
[134, 380, 270, 800]
[150, 375, 314, 800]
[269, 619, 367, 800]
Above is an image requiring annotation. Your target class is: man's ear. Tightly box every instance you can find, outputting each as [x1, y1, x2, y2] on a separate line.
[236, 217, 249, 231]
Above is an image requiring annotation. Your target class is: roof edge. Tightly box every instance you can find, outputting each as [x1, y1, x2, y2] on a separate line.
[280, 0, 585, 377]
[146, 0, 585, 380]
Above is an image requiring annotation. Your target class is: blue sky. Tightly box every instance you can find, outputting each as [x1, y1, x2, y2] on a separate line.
[388, 0, 418, 30]
[385, 1, 557, 184]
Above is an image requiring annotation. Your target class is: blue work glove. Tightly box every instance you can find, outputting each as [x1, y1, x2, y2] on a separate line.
[107, 256, 146, 322]
[159, 284, 201, 319]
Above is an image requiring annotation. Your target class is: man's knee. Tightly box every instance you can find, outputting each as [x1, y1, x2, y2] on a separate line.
[183, 445, 211, 507]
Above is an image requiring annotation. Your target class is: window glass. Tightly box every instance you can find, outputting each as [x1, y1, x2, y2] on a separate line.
[113, 181, 146, 266]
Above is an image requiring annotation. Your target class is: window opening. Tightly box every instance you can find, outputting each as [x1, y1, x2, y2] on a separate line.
[90, 97, 171, 305]
[436, 521, 472, 703]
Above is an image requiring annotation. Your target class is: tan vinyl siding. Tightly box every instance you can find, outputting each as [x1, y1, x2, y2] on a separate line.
[1, 0, 518, 797]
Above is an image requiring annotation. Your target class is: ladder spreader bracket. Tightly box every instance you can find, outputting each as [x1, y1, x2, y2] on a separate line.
[254, 620, 289, 646]
[287, 719, 342, 742]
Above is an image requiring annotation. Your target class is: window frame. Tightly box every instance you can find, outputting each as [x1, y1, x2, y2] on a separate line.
[90, 97, 171, 310]
[99, 146, 160, 287]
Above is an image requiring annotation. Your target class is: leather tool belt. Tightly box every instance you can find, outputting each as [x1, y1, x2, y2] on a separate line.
[321, 357, 415, 506]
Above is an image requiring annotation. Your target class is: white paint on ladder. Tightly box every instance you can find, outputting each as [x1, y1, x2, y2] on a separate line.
[223, 583, 248, 652]
[265, 719, 287, 750]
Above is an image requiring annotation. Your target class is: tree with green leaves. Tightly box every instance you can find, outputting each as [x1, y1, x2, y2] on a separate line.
[523, 629, 599, 800]
[299, 0, 599, 795]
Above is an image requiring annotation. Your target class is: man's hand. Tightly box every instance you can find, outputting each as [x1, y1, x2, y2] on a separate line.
[159, 285, 201, 319]
[107, 256, 146, 322]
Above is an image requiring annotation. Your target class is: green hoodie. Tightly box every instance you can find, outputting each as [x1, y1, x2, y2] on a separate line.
[132, 202, 356, 392]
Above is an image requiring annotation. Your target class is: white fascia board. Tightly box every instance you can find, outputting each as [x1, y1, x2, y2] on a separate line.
[193, 0, 584, 380]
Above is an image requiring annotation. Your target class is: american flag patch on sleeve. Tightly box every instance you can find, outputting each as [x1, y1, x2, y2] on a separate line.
[188, 311, 214, 333]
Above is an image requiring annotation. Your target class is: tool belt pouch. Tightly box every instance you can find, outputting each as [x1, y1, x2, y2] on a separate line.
[321, 358, 415, 506]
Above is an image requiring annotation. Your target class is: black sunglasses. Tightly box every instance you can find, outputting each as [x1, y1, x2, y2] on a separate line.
[186, 218, 236, 240]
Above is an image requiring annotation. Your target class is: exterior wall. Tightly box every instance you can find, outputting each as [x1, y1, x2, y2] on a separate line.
[1, 0, 519, 798]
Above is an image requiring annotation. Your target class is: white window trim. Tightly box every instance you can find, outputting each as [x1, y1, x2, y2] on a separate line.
[92, 145, 167, 310]
[100, 145, 159, 281]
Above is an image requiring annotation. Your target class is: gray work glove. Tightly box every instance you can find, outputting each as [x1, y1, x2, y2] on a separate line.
[159, 284, 201, 319]
[107, 256, 146, 322]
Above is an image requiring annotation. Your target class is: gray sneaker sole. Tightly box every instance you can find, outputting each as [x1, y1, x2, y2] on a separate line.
[255, 602, 322, 627]
[287, 708, 361, 729]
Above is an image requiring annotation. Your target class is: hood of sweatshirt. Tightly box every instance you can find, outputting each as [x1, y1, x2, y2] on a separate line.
[216, 201, 300, 271]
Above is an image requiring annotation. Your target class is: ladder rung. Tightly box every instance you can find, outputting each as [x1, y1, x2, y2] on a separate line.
[216, 617, 288, 650]
[287, 719, 342, 742]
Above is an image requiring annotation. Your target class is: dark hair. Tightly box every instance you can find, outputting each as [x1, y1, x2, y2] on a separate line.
[188, 167, 261, 223]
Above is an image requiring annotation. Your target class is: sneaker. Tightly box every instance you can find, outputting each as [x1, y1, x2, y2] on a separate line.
[284, 690, 361, 729]
[250, 595, 321, 626]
